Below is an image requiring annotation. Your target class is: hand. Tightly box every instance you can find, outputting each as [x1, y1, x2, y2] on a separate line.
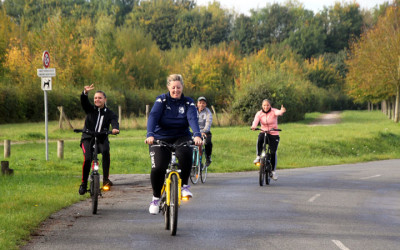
[112, 129, 119, 135]
[251, 127, 256, 130]
[145, 136, 154, 145]
[201, 132, 207, 138]
[84, 84, 95, 94]
[281, 105, 286, 113]
[194, 136, 202, 146]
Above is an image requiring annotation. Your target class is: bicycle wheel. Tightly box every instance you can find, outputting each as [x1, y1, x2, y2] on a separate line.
[259, 158, 265, 186]
[169, 173, 179, 236]
[190, 164, 200, 184]
[265, 159, 271, 185]
[91, 173, 100, 214]
[200, 163, 207, 183]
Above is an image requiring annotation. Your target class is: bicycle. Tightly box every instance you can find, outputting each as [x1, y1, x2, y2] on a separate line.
[190, 135, 207, 184]
[74, 129, 117, 214]
[253, 128, 281, 186]
[151, 140, 194, 236]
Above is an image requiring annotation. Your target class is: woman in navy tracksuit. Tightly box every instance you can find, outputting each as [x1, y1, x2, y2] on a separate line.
[79, 84, 119, 195]
[145, 74, 202, 214]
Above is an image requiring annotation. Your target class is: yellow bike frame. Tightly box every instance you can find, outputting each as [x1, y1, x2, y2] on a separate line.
[161, 171, 182, 206]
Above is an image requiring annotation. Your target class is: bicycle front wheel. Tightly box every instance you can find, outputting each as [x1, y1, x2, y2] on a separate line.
[265, 159, 271, 185]
[91, 173, 100, 214]
[200, 163, 207, 183]
[169, 173, 179, 236]
[259, 159, 265, 186]
[190, 164, 200, 184]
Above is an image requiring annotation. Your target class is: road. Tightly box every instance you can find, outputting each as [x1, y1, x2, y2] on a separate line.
[23, 160, 400, 250]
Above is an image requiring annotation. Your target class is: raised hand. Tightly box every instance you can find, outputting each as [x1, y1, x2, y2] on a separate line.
[84, 84, 95, 94]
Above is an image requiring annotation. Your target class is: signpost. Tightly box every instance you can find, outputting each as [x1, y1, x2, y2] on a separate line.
[38, 51, 56, 161]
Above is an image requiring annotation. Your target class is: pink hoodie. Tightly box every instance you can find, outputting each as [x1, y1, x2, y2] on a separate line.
[251, 108, 284, 136]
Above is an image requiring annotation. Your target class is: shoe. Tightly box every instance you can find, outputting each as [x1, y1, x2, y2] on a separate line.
[271, 171, 278, 181]
[181, 185, 193, 198]
[149, 197, 160, 214]
[79, 182, 87, 195]
[206, 156, 212, 166]
[103, 179, 113, 186]
[253, 156, 260, 164]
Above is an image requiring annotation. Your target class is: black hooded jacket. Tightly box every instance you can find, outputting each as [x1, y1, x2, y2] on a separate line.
[80, 91, 119, 143]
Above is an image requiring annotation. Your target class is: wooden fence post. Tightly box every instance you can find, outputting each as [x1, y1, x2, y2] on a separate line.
[146, 105, 150, 126]
[57, 106, 74, 129]
[57, 140, 64, 159]
[118, 105, 122, 125]
[4, 140, 10, 158]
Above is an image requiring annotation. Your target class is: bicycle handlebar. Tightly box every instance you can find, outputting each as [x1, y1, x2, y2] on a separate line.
[74, 129, 119, 136]
[252, 128, 282, 132]
[151, 140, 195, 149]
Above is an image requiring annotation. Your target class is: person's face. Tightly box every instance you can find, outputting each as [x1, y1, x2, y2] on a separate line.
[262, 101, 271, 112]
[197, 100, 207, 111]
[168, 80, 183, 99]
[94, 92, 106, 108]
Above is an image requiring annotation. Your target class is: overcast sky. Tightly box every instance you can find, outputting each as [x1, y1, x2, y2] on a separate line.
[195, 0, 390, 15]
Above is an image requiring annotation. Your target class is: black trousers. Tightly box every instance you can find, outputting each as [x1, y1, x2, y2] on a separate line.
[204, 131, 213, 158]
[81, 139, 110, 183]
[149, 136, 192, 198]
[256, 133, 280, 171]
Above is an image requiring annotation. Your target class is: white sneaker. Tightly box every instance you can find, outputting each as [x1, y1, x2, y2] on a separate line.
[181, 185, 193, 198]
[253, 156, 261, 164]
[271, 171, 278, 181]
[149, 197, 160, 214]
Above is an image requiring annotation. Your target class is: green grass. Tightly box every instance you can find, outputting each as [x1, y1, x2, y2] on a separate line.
[0, 110, 400, 249]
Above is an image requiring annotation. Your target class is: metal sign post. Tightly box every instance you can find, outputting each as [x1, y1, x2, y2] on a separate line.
[37, 51, 56, 161]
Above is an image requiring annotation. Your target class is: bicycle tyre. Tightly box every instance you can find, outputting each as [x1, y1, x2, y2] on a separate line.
[190, 164, 200, 184]
[259, 158, 265, 186]
[169, 174, 179, 236]
[200, 163, 207, 183]
[91, 173, 100, 214]
[265, 159, 271, 185]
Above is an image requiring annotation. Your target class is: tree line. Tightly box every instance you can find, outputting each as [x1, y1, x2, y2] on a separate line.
[0, 0, 394, 124]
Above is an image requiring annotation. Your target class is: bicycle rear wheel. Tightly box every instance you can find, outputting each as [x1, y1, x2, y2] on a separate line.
[200, 163, 207, 183]
[169, 174, 179, 236]
[259, 158, 265, 186]
[91, 173, 100, 214]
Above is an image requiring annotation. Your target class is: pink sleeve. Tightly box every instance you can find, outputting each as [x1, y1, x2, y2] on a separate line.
[251, 111, 261, 128]
[274, 108, 285, 116]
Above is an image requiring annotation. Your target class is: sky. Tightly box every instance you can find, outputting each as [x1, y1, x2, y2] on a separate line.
[195, 0, 390, 15]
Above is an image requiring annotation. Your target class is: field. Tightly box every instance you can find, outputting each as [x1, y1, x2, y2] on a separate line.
[0, 111, 400, 249]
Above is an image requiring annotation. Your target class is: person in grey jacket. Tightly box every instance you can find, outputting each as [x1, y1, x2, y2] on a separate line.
[197, 96, 213, 166]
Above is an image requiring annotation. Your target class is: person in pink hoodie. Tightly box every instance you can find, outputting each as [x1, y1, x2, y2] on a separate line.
[251, 99, 286, 180]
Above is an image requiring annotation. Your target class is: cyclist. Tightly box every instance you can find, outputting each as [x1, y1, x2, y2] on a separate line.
[145, 74, 202, 215]
[78, 84, 119, 195]
[251, 99, 286, 180]
[197, 96, 213, 166]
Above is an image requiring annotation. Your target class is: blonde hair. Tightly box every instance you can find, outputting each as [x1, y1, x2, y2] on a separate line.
[167, 74, 184, 86]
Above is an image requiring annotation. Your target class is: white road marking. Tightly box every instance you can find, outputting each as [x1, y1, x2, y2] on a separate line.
[308, 194, 321, 202]
[332, 240, 350, 250]
[360, 175, 381, 180]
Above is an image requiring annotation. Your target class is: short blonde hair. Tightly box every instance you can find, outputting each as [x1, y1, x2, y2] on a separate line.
[167, 74, 184, 86]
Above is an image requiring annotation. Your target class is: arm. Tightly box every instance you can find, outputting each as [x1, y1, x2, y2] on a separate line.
[274, 105, 286, 116]
[146, 96, 164, 138]
[187, 101, 201, 138]
[251, 111, 261, 129]
[203, 108, 213, 133]
[110, 111, 120, 135]
[80, 91, 93, 114]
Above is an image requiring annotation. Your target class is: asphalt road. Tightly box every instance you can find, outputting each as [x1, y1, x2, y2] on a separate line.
[23, 160, 400, 250]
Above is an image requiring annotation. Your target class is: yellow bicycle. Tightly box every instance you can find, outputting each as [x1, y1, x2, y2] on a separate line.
[152, 140, 194, 236]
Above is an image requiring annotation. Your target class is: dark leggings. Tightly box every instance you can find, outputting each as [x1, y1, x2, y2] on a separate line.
[256, 133, 280, 171]
[149, 136, 192, 198]
[81, 139, 110, 183]
[204, 131, 213, 158]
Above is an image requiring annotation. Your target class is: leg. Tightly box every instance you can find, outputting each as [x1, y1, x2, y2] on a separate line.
[257, 133, 265, 156]
[205, 132, 213, 165]
[98, 141, 111, 183]
[150, 144, 170, 198]
[268, 135, 280, 171]
[175, 136, 193, 186]
[81, 140, 93, 183]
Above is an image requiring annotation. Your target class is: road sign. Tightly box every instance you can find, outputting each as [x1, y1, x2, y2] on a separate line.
[41, 78, 52, 91]
[42, 51, 50, 68]
[37, 68, 56, 77]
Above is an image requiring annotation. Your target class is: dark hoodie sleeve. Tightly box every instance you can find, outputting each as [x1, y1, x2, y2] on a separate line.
[81, 91, 93, 114]
[186, 98, 201, 138]
[110, 111, 119, 130]
[146, 95, 164, 137]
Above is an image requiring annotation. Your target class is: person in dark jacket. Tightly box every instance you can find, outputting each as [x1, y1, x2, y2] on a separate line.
[145, 74, 202, 214]
[79, 84, 119, 195]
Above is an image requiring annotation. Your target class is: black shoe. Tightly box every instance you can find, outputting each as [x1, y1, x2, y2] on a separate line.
[103, 179, 113, 186]
[79, 182, 87, 195]
[206, 156, 212, 166]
